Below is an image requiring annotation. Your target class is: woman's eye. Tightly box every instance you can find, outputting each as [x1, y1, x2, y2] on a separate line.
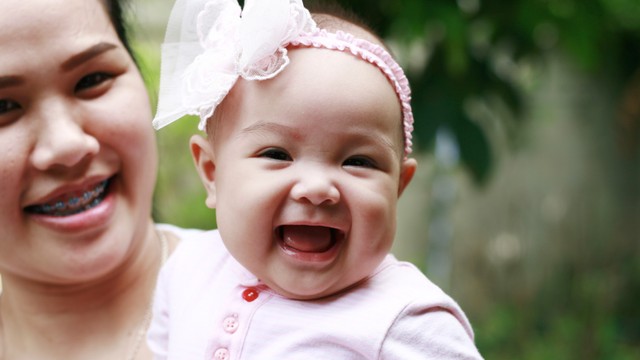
[343, 156, 376, 169]
[259, 148, 292, 161]
[75, 72, 113, 93]
[0, 99, 21, 115]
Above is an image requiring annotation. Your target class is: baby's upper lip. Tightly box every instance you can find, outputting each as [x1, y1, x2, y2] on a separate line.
[23, 175, 112, 208]
[275, 220, 347, 234]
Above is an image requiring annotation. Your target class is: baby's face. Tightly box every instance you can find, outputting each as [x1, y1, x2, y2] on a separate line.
[202, 48, 415, 299]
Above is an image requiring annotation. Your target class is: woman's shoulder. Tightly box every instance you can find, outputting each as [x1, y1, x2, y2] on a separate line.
[155, 223, 215, 239]
[155, 223, 224, 262]
[155, 223, 221, 245]
[152, 225, 232, 301]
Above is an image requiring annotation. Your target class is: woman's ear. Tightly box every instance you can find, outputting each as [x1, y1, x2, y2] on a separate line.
[398, 157, 417, 197]
[190, 134, 217, 209]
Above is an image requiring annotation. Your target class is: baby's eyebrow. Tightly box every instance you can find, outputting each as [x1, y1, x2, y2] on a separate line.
[240, 121, 296, 137]
[240, 120, 400, 155]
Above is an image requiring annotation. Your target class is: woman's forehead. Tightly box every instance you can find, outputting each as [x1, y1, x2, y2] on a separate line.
[0, 0, 118, 71]
[1, 0, 113, 43]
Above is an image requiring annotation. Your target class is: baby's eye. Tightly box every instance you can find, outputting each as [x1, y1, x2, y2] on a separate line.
[259, 148, 292, 161]
[0, 99, 21, 115]
[75, 72, 113, 93]
[343, 156, 377, 169]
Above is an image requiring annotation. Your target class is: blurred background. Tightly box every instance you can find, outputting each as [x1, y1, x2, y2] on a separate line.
[129, 0, 640, 358]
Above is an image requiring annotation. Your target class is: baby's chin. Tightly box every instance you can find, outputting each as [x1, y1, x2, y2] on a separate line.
[266, 275, 366, 301]
[273, 286, 342, 301]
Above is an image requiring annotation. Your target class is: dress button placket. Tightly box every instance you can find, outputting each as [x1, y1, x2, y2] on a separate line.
[212, 286, 261, 359]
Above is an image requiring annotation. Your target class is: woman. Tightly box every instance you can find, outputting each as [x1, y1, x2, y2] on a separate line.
[0, 0, 195, 358]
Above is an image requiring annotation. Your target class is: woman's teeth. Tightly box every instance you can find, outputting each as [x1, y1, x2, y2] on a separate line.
[25, 180, 110, 217]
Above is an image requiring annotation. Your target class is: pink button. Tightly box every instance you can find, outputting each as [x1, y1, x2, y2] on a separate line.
[242, 287, 259, 302]
[223, 315, 239, 333]
[213, 347, 229, 360]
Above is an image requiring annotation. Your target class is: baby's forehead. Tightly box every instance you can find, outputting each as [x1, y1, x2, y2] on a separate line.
[215, 48, 405, 151]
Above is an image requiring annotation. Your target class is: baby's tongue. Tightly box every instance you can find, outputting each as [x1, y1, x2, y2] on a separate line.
[281, 225, 333, 252]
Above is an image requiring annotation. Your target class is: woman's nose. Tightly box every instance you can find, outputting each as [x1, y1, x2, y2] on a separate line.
[30, 101, 99, 171]
[290, 167, 341, 206]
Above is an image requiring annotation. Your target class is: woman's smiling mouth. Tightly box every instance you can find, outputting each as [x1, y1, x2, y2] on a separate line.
[24, 178, 112, 217]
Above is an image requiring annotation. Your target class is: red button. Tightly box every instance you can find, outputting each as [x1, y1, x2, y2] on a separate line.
[242, 287, 259, 302]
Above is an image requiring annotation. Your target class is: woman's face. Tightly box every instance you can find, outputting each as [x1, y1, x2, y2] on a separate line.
[0, 0, 157, 283]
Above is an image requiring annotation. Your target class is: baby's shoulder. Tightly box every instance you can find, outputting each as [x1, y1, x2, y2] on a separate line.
[366, 255, 447, 302]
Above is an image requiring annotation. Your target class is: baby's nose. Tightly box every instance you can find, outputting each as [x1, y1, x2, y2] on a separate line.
[290, 169, 340, 206]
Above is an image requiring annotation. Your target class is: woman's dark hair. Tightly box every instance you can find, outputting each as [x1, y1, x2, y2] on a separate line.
[103, 0, 136, 57]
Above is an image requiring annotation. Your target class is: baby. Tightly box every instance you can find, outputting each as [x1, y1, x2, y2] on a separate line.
[148, 0, 483, 358]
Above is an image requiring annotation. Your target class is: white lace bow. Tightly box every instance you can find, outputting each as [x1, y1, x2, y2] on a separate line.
[152, 0, 317, 130]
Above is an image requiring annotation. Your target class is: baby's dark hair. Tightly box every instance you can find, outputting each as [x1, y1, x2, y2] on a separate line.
[304, 1, 372, 33]
[305, 1, 388, 50]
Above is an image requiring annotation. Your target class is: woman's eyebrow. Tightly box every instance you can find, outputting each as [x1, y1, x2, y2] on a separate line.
[60, 42, 118, 71]
[0, 75, 24, 89]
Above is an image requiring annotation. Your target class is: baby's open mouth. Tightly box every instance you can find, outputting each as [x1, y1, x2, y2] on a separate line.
[24, 178, 112, 217]
[277, 225, 341, 253]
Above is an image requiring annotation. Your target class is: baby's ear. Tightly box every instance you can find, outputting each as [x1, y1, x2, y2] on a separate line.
[190, 134, 217, 208]
[398, 157, 417, 197]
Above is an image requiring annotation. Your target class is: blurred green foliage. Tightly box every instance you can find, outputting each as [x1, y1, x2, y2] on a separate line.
[321, 0, 640, 184]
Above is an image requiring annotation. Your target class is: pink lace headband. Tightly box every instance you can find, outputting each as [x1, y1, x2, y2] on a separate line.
[153, 0, 414, 154]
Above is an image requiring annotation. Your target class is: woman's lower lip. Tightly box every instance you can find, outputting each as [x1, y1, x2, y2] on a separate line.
[28, 184, 117, 234]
